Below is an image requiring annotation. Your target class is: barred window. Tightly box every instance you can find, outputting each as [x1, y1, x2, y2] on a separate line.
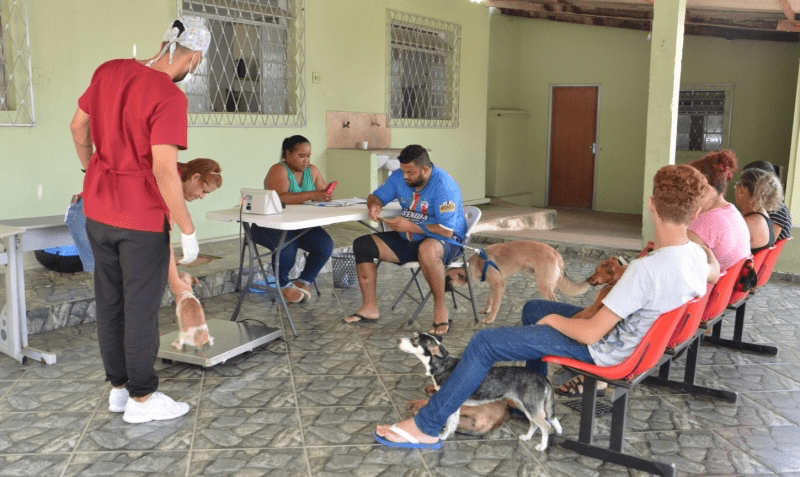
[388, 10, 460, 128]
[676, 86, 733, 152]
[181, 0, 305, 127]
[0, 0, 34, 125]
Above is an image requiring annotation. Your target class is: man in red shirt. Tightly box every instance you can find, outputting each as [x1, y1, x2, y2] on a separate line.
[70, 17, 210, 424]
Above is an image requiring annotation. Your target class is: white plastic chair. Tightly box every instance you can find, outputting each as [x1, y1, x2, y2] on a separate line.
[390, 206, 482, 325]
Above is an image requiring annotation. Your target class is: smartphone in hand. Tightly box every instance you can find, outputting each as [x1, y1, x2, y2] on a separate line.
[325, 181, 338, 195]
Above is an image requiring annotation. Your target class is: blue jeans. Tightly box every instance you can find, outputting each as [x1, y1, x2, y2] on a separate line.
[65, 197, 95, 272]
[414, 299, 594, 437]
[250, 225, 333, 288]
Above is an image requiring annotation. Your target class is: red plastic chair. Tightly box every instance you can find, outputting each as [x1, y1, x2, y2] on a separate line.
[542, 301, 692, 477]
[644, 281, 738, 403]
[667, 283, 712, 350]
[707, 240, 791, 356]
[727, 249, 768, 306]
[755, 237, 791, 290]
[701, 256, 748, 326]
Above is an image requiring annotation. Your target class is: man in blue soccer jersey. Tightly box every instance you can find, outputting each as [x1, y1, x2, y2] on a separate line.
[344, 145, 467, 335]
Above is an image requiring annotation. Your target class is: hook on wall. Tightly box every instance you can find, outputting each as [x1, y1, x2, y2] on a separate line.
[343, 121, 350, 128]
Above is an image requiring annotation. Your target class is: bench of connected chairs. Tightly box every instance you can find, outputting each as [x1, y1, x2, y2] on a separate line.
[543, 300, 695, 477]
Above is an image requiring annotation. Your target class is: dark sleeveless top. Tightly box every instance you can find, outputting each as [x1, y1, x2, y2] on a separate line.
[745, 212, 775, 254]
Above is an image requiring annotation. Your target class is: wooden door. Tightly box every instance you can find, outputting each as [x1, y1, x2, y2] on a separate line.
[548, 86, 598, 208]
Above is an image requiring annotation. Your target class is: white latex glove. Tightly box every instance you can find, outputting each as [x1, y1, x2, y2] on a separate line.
[179, 231, 199, 264]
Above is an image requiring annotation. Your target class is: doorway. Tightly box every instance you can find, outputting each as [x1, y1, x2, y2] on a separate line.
[548, 86, 599, 208]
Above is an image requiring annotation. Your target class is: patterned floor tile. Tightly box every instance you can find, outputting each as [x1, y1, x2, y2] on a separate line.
[694, 365, 799, 393]
[0, 454, 69, 476]
[306, 445, 430, 477]
[20, 343, 105, 381]
[64, 451, 189, 477]
[420, 439, 548, 476]
[200, 377, 295, 409]
[300, 406, 400, 446]
[193, 408, 302, 449]
[189, 448, 308, 477]
[0, 411, 91, 454]
[626, 429, 774, 475]
[715, 426, 800, 473]
[290, 350, 377, 376]
[77, 411, 194, 452]
[284, 330, 362, 353]
[293, 376, 392, 407]
[660, 393, 794, 429]
[741, 391, 800, 425]
[0, 379, 106, 412]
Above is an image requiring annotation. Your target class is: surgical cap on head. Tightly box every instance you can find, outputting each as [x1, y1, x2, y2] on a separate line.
[149, 17, 211, 66]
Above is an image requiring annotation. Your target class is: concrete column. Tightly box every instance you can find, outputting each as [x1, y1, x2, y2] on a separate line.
[641, 0, 687, 243]
[775, 58, 800, 273]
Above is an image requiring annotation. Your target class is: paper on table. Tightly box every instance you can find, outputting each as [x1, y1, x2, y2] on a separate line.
[306, 197, 368, 207]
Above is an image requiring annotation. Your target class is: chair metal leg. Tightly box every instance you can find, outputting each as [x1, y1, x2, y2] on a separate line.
[392, 267, 425, 311]
[644, 336, 738, 403]
[462, 255, 479, 323]
[704, 301, 778, 356]
[555, 376, 676, 477]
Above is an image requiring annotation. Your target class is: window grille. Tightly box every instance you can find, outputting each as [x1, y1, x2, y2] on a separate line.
[181, 0, 305, 127]
[0, 0, 34, 126]
[677, 87, 732, 152]
[388, 10, 460, 128]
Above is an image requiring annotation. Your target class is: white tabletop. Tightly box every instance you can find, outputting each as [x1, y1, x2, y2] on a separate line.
[0, 224, 25, 240]
[207, 202, 401, 230]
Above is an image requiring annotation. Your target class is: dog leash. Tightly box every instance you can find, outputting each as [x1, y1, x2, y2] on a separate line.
[418, 228, 499, 282]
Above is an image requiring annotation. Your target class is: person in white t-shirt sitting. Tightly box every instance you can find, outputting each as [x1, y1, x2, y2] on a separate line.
[374, 164, 719, 449]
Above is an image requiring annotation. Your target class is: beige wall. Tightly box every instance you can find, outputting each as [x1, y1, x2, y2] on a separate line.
[488, 15, 799, 214]
[0, 0, 490, 242]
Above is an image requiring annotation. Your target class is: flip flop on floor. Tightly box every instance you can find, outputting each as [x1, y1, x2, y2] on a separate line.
[343, 313, 379, 324]
[373, 425, 442, 450]
[554, 374, 606, 398]
[429, 319, 452, 336]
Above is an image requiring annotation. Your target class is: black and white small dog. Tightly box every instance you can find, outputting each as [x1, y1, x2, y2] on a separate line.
[398, 332, 562, 451]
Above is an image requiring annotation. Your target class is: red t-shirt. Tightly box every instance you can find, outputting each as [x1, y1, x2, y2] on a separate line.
[79, 59, 188, 232]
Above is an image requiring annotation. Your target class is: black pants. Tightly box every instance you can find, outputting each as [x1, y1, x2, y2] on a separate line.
[86, 218, 169, 397]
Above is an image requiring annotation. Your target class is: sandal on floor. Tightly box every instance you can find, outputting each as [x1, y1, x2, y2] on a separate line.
[343, 313, 379, 324]
[373, 425, 442, 450]
[554, 374, 606, 398]
[429, 319, 453, 336]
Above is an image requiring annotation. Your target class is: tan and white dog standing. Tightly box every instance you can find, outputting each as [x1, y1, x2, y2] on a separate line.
[445, 240, 591, 324]
[171, 271, 214, 350]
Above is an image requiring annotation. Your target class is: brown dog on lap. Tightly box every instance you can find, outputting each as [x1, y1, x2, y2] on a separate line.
[571, 256, 628, 320]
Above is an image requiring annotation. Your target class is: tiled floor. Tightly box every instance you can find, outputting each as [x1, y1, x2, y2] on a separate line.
[2, 244, 800, 476]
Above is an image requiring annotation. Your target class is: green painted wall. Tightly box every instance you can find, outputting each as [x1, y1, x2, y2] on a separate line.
[490, 15, 799, 216]
[0, 0, 490, 243]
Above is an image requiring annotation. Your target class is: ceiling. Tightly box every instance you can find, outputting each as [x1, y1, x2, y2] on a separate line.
[487, 0, 800, 42]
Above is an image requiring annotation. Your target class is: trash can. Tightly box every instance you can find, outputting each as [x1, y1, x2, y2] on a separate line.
[331, 252, 357, 288]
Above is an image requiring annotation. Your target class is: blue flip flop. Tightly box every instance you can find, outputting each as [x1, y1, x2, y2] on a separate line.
[373, 425, 442, 450]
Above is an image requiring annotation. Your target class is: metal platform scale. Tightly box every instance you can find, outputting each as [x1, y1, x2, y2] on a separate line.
[157, 319, 281, 368]
[157, 207, 291, 368]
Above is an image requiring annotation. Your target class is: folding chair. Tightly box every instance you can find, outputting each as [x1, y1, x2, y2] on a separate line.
[543, 301, 696, 477]
[391, 206, 482, 326]
[704, 239, 791, 356]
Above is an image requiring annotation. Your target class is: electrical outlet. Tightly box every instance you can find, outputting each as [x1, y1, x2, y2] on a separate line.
[312, 71, 322, 84]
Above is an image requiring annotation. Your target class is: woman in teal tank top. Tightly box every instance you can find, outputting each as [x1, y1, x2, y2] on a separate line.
[250, 135, 334, 304]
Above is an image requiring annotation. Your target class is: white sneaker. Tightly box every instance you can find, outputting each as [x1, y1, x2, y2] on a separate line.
[122, 392, 190, 424]
[108, 387, 129, 412]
